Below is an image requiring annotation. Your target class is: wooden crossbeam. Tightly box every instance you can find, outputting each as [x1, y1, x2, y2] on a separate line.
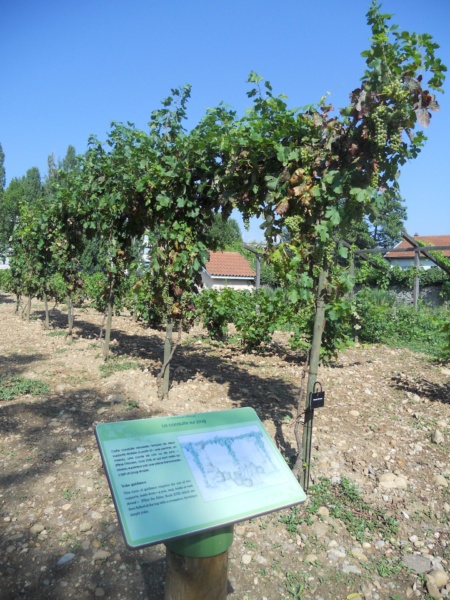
[354, 245, 450, 254]
[401, 231, 450, 276]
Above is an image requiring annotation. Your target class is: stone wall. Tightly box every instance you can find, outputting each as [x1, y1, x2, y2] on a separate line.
[389, 285, 444, 306]
[355, 285, 446, 306]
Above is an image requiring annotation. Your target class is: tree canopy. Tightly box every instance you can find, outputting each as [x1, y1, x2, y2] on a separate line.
[205, 214, 243, 251]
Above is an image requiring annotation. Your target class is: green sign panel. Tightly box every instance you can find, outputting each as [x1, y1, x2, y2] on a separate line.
[95, 408, 306, 549]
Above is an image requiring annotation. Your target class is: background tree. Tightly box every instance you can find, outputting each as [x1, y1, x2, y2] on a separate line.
[0, 178, 22, 261]
[370, 190, 407, 247]
[22, 167, 43, 206]
[44, 153, 58, 196]
[61, 145, 77, 173]
[3, 166, 46, 315]
[204, 213, 243, 250]
[344, 190, 407, 250]
[344, 188, 407, 250]
[1, 168, 45, 263]
[45, 145, 78, 192]
[0, 142, 5, 260]
[0, 143, 5, 191]
[8, 194, 54, 322]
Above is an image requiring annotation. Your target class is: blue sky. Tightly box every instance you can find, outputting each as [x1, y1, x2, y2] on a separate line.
[1, 0, 449, 242]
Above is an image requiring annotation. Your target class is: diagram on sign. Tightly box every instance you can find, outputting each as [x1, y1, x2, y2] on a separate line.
[178, 425, 283, 502]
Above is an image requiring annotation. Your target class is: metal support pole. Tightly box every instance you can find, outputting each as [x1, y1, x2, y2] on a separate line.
[255, 255, 261, 289]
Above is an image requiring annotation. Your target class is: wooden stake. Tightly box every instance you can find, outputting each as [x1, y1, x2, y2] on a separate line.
[162, 318, 173, 400]
[66, 296, 74, 342]
[26, 296, 31, 321]
[103, 287, 114, 360]
[44, 294, 49, 330]
[300, 268, 328, 491]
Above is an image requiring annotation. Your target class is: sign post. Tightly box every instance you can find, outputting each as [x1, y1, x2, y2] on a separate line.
[164, 525, 233, 600]
[95, 408, 306, 598]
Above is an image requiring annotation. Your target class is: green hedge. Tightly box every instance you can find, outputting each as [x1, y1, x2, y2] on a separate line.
[0, 269, 11, 292]
[354, 288, 447, 357]
[357, 263, 450, 289]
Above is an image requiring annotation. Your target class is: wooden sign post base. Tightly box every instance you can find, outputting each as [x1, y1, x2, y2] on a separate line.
[164, 525, 234, 600]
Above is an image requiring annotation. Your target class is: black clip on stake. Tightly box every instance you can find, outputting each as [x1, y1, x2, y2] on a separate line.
[310, 381, 325, 410]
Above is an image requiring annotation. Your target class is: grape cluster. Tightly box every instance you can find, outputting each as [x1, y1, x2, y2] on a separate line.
[382, 79, 409, 104]
[300, 147, 311, 165]
[389, 129, 403, 153]
[371, 102, 406, 156]
[371, 105, 389, 150]
[370, 169, 379, 188]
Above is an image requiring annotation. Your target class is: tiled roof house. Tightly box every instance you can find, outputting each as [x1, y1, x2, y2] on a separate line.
[201, 252, 256, 290]
[384, 235, 450, 269]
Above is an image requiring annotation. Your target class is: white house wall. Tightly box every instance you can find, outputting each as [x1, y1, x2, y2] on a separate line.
[0, 256, 10, 270]
[388, 258, 434, 270]
[201, 271, 255, 291]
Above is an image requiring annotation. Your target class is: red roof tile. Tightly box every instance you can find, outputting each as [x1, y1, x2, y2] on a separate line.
[205, 252, 256, 278]
[385, 235, 450, 259]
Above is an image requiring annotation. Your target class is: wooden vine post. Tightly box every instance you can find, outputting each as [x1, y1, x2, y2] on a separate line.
[103, 285, 115, 360]
[162, 318, 173, 400]
[300, 268, 328, 491]
[66, 295, 74, 342]
[242, 244, 262, 290]
[43, 294, 50, 330]
[157, 318, 183, 400]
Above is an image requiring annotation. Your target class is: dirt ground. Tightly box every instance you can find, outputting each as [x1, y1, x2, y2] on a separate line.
[1, 292, 450, 600]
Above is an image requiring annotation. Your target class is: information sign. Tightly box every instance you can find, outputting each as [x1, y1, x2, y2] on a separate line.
[95, 407, 306, 549]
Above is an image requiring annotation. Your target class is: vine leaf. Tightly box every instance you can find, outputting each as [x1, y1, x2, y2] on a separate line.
[414, 92, 440, 128]
[404, 76, 422, 93]
[415, 108, 431, 127]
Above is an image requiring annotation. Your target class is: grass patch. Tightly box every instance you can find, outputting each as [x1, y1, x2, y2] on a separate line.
[126, 401, 140, 410]
[0, 376, 50, 401]
[369, 556, 404, 578]
[280, 476, 398, 542]
[181, 336, 201, 346]
[63, 487, 79, 501]
[46, 330, 67, 337]
[285, 571, 307, 598]
[99, 358, 140, 378]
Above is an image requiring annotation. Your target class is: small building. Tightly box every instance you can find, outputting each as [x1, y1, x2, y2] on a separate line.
[0, 256, 10, 270]
[384, 235, 450, 270]
[201, 252, 256, 290]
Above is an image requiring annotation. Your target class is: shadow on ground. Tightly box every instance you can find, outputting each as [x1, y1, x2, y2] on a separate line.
[1, 300, 305, 598]
[0, 353, 48, 378]
[390, 372, 450, 404]
[35, 305, 304, 458]
[0, 385, 167, 599]
[0, 293, 15, 304]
